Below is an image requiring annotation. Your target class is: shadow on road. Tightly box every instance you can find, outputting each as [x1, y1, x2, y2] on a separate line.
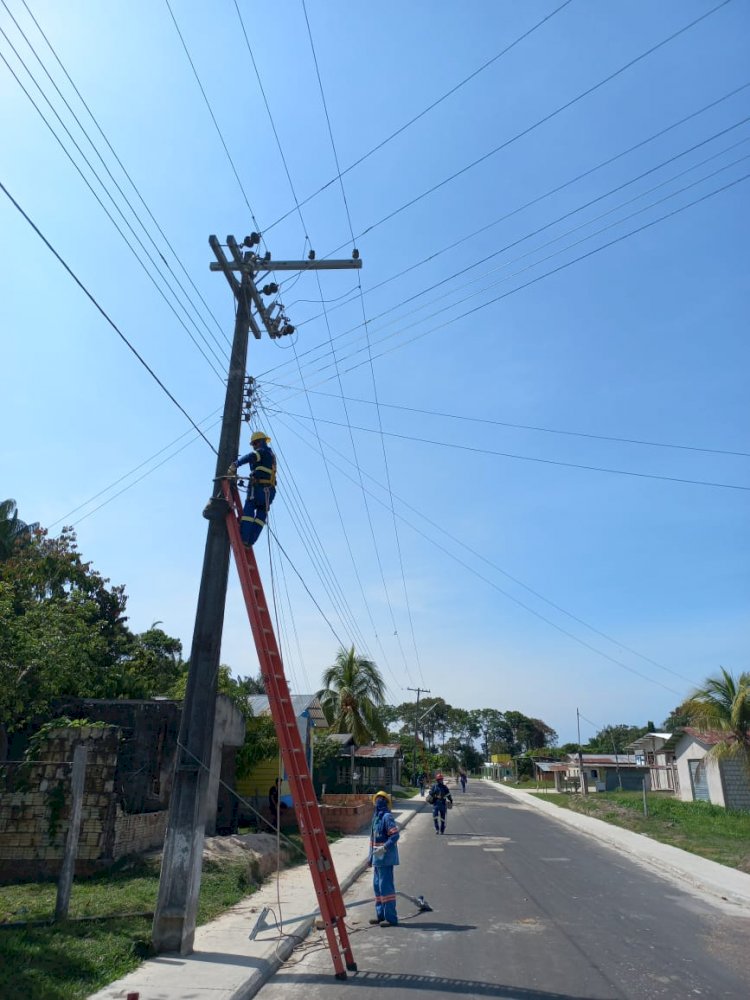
[272, 968, 611, 998]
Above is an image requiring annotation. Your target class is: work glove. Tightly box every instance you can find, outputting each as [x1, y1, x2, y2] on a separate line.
[372, 845, 386, 859]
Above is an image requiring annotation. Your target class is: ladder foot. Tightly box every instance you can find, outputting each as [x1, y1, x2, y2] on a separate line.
[334, 971, 348, 981]
[346, 961, 358, 972]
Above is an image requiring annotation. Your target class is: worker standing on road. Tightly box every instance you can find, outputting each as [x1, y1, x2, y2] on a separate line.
[367, 790, 400, 927]
[459, 768, 468, 793]
[228, 431, 277, 547]
[428, 772, 453, 835]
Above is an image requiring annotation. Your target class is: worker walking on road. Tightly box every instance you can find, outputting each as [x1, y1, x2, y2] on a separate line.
[228, 431, 277, 547]
[367, 790, 400, 927]
[429, 772, 453, 835]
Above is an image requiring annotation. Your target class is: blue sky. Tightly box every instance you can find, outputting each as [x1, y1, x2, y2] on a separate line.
[1, 0, 748, 744]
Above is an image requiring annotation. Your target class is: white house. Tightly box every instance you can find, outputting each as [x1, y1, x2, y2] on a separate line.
[673, 728, 750, 810]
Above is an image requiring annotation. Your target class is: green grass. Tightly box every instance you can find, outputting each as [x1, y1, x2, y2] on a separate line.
[392, 787, 419, 799]
[0, 856, 256, 1000]
[542, 791, 750, 872]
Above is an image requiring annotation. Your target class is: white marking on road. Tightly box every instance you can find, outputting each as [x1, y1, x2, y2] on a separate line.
[446, 835, 512, 848]
[540, 857, 570, 862]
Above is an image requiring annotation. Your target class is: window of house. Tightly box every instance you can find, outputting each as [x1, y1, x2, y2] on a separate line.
[590, 769, 599, 779]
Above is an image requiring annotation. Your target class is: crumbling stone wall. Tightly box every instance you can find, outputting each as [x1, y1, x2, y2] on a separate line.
[0, 724, 120, 880]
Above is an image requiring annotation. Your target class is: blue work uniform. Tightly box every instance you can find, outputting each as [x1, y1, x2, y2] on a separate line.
[235, 442, 276, 546]
[430, 780, 453, 833]
[368, 801, 400, 924]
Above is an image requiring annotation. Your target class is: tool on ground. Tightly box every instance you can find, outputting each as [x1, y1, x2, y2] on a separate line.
[397, 891, 433, 912]
[221, 480, 356, 980]
[248, 906, 274, 940]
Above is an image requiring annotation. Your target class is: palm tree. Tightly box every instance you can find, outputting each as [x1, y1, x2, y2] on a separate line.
[318, 646, 388, 745]
[683, 667, 750, 767]
[0, 499, 37, 561]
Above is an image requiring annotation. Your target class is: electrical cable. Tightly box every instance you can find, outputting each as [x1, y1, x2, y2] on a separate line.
[260, 404, 400, 701]
[261, 385, 749, 460]
[276, 410, 750, 493]
[301, 0, 423, 684]
[0, 179, 217, 451]
[231, 0, 404, 690]
[276, 414, 686, 697]
[278, 409, 698, 687]
[0, 39, 229, 382]
[262, 0, 573, 232]
[164, 0, 261, 234]
[266, 169, 750, 389]
[5, 0, 231, 355]
[260, 117, 750, 386]
[323, 0, 734, 257]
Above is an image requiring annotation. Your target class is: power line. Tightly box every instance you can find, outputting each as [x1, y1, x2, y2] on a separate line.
[279, 410, 696, 687]
[274, 410, 750, 493]
[263, 385, 749, 460]
[0, 33, 228, 381]
[268, 169, 750, 390]
[1, 179, 217, 451]
[7, 0, 231, 355]
[301, 0, 422, 684]
[323, 0, 734, 257]
[232, 0, 410, 690]
[277, 413, 684, 698]
[263, 0, 573, 232]
[163, 0, 261, 232]
[259, 117, 750, 386]
[285, 117, 750, 361]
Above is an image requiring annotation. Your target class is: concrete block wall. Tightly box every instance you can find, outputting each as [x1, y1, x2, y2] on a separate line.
[721, 757, 750, 811]
[0, 724, 120, 879]
[319, 793, 372, 834]
[113, 808, 168, 858]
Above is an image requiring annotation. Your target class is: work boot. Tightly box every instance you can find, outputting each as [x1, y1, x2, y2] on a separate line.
[379, 920, 396, 927]
[369, 917, 381, 925]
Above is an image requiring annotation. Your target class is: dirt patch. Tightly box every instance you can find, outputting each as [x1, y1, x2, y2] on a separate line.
[202, 833, 292, 880]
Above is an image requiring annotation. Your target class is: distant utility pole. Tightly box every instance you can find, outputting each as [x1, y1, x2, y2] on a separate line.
[576, 707, 588, 797]
[152, 235, 361, 955]
[407, 686, 430, 780]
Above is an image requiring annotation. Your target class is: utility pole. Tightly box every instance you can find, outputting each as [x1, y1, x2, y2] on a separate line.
[576, 707, 588, 797]
[407, 686, 430, 782]
[153, 235, 360, 955]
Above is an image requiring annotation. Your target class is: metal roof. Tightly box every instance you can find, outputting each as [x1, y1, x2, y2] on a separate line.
[678, 727, 731, 747]
[324, 733, 356, 746]
[354, 744, 402, 759]
[569, 754, 644, 766]
[625, 733, 673, 752]
[249, 694, 327, 727]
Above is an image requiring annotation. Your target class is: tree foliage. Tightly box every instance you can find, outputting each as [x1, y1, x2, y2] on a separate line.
[318, 646, 387, 744]
[682, 667, 750, 764]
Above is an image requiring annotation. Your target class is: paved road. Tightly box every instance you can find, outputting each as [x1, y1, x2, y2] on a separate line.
[255, 781, 750, 999]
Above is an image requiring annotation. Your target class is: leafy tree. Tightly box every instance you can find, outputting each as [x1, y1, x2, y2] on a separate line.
[317, 646, 387, 744]
[0, 499, 38, 561]
[682, 668, 750, 768]
[586, 723, 648, 754]
[471, 708, 512, 759]
[663, 704, 692, 730]
[235, 713, 279, 778]
[113, 624, 185, 699]
[0, 526, 130, 754]
[504, 711, 557, 753]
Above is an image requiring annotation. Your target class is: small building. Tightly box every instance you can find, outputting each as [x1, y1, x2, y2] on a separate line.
[313, 733, 357, 794]
[625, 732, 678, 792]
[353, 744, 404, 792]
[235, 694, 326, 818]
[483, 753, 515, 782]
[673, 728, 750, 811]
[565, 754, 650, 792]
[533, 761, 569, 789]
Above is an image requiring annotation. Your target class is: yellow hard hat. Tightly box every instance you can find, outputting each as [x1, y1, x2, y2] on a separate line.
[251, 431, 270, 444]
[372, 790, 392, 808]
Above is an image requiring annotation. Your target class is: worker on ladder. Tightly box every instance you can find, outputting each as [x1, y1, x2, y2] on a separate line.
[228, 431, 277, 547]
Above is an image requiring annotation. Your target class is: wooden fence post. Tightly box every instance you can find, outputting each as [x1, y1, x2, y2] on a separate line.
[55, 743, 87, 920]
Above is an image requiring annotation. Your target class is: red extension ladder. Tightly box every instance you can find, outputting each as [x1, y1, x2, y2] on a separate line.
[221, 480, 357, 980]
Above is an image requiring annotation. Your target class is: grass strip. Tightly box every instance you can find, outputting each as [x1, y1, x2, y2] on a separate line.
[540, 791, 750, 872]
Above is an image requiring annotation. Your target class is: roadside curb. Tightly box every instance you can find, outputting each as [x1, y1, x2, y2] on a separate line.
[486, 780, 750, 912]
[230, 795, 427, 1000]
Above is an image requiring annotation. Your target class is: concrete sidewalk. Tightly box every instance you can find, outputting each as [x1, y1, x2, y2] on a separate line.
[88, 796, 425, 1000]
[488, 779, 750, 912]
